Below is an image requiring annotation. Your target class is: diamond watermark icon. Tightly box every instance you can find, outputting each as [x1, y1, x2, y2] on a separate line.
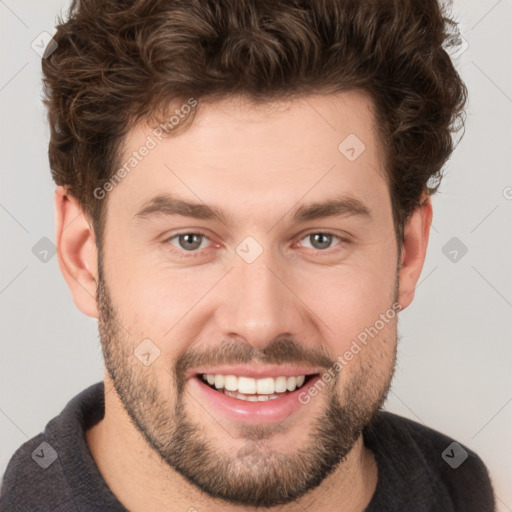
[442, 442, 468, 469]
[338, 134, 366, 162]
[31, 441, 58, 469]
[442, 236, 468, 263]
[134, 338, 161, 366]
[236, 236, 263, 264]
[31, 31, 58, 59]
[442, 27, 468, 59]
[32, 237, 57, 263]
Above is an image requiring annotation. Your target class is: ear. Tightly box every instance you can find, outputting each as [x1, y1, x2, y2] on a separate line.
[55, 186, 99, 318]
[397, 193, 433, 310]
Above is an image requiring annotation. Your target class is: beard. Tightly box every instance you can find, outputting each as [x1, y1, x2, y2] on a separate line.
[96, 262, 397, 508]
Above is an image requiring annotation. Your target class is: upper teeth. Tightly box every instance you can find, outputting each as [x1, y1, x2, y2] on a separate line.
[202, 374, 306, 394]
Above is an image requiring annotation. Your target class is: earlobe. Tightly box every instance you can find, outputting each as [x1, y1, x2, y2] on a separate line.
[55, 186, 99, 318]
[397, 194, 433, 310]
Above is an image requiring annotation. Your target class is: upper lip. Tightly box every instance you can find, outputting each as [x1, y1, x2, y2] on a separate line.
[186, 365, 322, 380]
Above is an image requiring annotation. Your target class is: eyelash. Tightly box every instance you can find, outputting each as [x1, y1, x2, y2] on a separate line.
[164, 231, 347, 258]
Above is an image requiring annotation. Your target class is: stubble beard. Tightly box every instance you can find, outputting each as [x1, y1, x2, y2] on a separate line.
[96, 266, 397, 507]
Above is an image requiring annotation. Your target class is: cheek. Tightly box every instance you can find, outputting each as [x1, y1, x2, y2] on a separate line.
[335, 323, 397, 411]
[302, 262, 397, 342]
[106, 263, 216, 379]
[103, 234, 197, 333]
[300, 254, 398, 389]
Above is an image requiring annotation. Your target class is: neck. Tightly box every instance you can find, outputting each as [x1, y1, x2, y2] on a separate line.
[86, 376, 378, 512]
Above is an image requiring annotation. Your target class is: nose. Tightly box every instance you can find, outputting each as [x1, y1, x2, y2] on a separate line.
[215, 247, 306, 351]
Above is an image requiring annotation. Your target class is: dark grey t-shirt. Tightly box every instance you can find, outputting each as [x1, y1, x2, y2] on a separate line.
[0, 382, 496, 511]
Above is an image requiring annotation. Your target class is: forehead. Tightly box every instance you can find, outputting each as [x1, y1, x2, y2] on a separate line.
[176, 91, 382, 163]
[107, 90, 389, 225]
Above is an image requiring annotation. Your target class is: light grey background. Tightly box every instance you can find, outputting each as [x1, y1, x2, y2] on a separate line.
[1, 0, 511, 509]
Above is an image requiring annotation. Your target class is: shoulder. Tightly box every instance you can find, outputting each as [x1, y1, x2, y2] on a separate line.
[0, 382, 112, 512]
[0, 431, 77, 511]
[364, 410, 496, 511]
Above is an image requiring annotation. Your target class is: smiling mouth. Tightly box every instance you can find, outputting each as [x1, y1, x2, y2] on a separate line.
[196, 373, 318, 402]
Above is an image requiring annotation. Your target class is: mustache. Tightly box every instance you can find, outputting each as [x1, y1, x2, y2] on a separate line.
[174, 336, 335, 385]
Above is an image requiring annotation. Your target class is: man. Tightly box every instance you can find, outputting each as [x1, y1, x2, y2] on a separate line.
[0, 0, 496, 510]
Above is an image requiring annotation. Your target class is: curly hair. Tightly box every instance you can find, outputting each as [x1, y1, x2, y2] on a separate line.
[42, 0, 467, 247]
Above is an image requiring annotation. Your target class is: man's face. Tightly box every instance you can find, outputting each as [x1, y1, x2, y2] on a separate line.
[97, 91, 400, 507]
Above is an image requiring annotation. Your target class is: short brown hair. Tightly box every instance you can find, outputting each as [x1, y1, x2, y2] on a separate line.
[42, 0, 467, 247]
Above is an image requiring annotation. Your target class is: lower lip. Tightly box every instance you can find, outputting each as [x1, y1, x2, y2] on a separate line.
[189, 374, 321, 424]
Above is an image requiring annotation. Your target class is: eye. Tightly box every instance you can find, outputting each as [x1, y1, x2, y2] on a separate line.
[167, 232, 211, 255]
[164, 231, 346, 259]
[298, 232, 343, 251]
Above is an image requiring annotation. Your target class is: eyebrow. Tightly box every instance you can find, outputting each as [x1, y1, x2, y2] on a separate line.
[134, 193, 371, 225]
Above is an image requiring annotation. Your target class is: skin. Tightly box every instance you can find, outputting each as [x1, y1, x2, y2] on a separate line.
[55, 90, 432, 512]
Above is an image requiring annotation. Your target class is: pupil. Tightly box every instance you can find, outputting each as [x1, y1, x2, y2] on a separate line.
[312, 233, 331, 249]
[181, 233, 201, 250]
